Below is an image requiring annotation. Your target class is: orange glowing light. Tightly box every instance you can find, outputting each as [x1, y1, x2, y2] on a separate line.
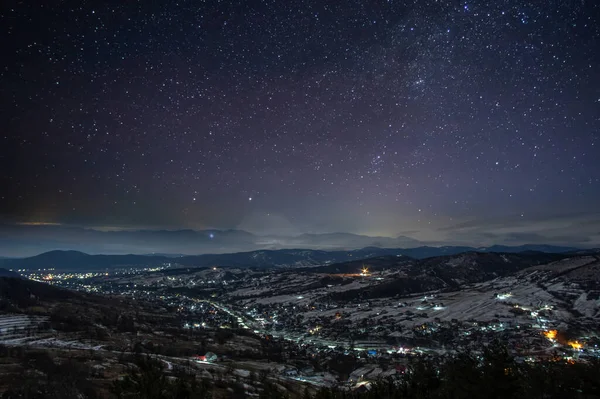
[17, 222, 61, 226]
[543, 330, 557, 340]
[568, 341, 582, 350]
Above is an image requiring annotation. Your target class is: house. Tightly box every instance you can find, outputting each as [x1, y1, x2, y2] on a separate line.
[353, 381, 372, 393]
[395, 364, 407, 374]
[194, 352, 218, 362]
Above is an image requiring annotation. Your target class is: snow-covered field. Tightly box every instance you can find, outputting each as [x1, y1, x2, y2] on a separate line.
[0, 336, 104, 350]
[0, 314, 49, 339]
[231, 256, 600, 338]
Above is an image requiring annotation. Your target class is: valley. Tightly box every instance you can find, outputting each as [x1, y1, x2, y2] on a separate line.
[1, 249, 599, 396]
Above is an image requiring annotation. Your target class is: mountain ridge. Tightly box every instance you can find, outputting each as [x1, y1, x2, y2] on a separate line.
[3, 224, 586, 257]
[0, 244, 582, 272]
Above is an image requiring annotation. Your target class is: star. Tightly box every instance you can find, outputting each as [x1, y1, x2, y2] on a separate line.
[0, 0, 598, 250]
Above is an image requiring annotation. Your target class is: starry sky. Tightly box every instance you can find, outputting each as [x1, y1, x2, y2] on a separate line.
[1, 0, 599, 247]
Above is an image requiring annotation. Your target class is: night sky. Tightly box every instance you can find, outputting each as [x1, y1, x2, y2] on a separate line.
[1, 1, 599, 246]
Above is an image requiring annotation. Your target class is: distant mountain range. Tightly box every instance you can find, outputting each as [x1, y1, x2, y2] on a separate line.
[0, 224, 425, 257]
[0, 223, 588, 258]
[0, 248, 407, 271]
[0, 244, 587, 272]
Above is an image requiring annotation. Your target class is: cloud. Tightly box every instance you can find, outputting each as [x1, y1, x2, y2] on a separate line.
[436, 212, 600, 247]
[236, 212, 301, 236]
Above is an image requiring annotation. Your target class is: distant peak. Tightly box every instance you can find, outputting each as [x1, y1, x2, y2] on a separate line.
[33, 250, 89, 257]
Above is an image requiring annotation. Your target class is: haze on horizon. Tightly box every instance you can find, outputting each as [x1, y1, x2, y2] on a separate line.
[0, 217, 598, 258]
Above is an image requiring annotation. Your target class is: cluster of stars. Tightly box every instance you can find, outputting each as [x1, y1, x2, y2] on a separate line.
[1, 0, 599, 241]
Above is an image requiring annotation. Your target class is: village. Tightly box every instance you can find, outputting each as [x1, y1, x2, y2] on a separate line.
[19, 253, 597, 389]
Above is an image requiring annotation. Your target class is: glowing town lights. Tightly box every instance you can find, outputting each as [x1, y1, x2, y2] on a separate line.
[543, 330, 557, 340]
[568, 341, 582, 350]
[360, 266, 370, 276]
[308, 325, 322, 335]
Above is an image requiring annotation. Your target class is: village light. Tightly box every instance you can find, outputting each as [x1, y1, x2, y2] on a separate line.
[568, 341, 582, 350]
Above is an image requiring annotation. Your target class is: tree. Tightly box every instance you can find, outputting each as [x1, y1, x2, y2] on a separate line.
[312, 346, 600, 399]
[479, 341, 522, 399]
[111, 355, 211, 399]
[259, 381, 288, 399]
[439, 352, 482, 399]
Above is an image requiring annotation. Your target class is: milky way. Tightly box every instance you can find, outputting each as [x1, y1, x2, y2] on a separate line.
[1, 1, 599, 244]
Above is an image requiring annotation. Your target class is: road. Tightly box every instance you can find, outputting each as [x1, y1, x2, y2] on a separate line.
[197, 299, 425, 353]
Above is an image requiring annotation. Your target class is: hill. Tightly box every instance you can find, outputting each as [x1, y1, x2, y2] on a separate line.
[0, 248, 412, 271]
[0, 244, 580, 272]
[0, 276, 78, 310]
[0, 250, 168, 271]
[325, 251, 572, 301]
[0, 268, 21, 278]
